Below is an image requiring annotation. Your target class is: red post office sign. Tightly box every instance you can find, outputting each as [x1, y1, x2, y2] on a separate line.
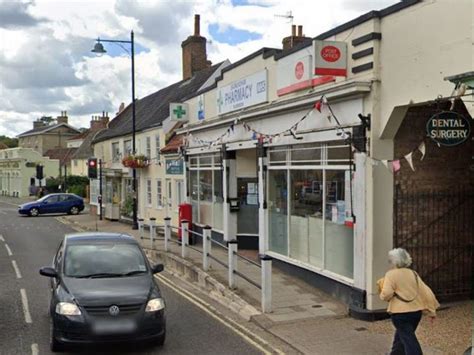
[314, 40, 347, 77]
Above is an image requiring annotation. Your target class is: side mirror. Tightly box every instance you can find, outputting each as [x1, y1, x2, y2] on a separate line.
[39, 266, 58, 278]
[152, 264, 164, 274]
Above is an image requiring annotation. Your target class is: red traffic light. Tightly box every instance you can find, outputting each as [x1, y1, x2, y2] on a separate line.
[89, 160, 96, 167]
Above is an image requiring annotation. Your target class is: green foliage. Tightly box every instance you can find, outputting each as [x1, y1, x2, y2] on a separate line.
[0, 135, 19, 148]
[66, 175, 89, 187]
[121, 194, 134, 218]
[68, 185, 86, 197]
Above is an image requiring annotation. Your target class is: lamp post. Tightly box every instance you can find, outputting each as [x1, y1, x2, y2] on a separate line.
[91, 31, 138, 230]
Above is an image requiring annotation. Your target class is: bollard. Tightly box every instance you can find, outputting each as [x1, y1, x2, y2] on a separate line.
[181, 220, 189, 259]
[164, 217, 171, 252]
[228, 240, 238, 289]
[202, 226, 212, 271]
[260, 255, 272, 313]
[138, 218, 144, 240]
[149, 217, 156, 249]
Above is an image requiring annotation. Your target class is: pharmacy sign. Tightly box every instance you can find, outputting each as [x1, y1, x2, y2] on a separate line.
[170, 103, 189, 122]
[426, 111, 471, 146]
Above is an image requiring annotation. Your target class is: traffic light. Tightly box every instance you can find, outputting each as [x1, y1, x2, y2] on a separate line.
[35, 164, 44, 180]
[87, 158, 98, 179]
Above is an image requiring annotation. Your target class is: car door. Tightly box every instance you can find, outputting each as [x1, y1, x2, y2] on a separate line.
[40, 195, 59, 214]
[51, 241, 63, 294]
[58, 195, 72, 213]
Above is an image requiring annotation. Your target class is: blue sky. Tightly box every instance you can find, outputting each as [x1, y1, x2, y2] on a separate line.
[208, 23, 262, 45]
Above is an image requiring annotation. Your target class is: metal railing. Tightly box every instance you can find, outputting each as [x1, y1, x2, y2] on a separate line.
[137, 217, 273, 313]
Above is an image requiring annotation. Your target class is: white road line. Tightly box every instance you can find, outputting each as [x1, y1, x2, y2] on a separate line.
[5, 243, 12, 256]
[0, 235, 4, 242]
[11, 260, 22, 279]
[31, 343, 39, 355]
[156, 274, 283, 355]
[20, 289, 33, 324]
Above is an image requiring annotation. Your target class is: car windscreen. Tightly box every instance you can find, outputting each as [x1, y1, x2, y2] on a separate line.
[64, 243, 148, 278]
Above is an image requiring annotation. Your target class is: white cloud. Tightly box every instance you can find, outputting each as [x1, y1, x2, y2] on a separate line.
[0, 0, 398, 137]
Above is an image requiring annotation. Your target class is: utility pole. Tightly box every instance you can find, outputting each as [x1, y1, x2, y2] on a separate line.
[99, 159, 103, 221]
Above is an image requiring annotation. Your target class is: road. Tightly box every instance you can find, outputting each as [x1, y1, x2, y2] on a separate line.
[0, 200, 265, 355]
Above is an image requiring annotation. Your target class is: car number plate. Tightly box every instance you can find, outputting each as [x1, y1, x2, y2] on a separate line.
[93, 319, 136, 335]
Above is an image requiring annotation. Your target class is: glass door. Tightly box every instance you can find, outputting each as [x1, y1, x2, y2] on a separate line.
[236, 178, 259, 235]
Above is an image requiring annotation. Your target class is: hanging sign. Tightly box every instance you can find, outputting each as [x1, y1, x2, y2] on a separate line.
[217, 70, 268, 115]
[426, 111, 471, 146]
[165, 159, 184, 175]
[170, 103, 189, 122]
[314, 40, 347, 77]
[277, 55, 312, 96]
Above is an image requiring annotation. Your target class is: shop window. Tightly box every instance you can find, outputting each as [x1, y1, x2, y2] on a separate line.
[190, 170, 199, 222]
[213, 170, 224, 230]
[291, 143, 322, 165]
[199, 170, 213, 226]
[289, 170, 323, 267]
[327, 141, 350, 165]
[175, 180, 185, 207]
[324, 170, 353, 278]
[269, 148, 287, 166]
[268, 170, 288, 256]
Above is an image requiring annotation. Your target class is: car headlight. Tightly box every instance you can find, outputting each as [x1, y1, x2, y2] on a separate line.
[145, 298, 165, 312]
[55, 302, 81, 316]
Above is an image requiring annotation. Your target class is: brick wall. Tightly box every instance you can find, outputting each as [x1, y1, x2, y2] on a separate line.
[393, 99, 473, 300]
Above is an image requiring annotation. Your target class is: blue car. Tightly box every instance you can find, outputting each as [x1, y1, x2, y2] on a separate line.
[19, 193, 85, 217]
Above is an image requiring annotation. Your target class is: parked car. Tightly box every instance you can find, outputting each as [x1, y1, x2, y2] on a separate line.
[18, 193, 84, 217]
[39, 232, 166, 352]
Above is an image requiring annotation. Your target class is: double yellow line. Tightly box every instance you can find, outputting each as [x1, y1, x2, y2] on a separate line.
[156, 273, 285, 355]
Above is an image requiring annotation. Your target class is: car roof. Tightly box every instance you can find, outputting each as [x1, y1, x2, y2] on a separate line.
[64, 232, 137, 244]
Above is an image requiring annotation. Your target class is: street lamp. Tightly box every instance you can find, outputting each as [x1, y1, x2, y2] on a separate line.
[91, 31, 138, 230]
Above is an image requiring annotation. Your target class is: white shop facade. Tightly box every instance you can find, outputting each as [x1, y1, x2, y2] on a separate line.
[181, 45, 372, 306]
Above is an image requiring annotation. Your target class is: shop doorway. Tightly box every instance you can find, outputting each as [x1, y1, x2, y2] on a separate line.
[237, 178, 259, 236]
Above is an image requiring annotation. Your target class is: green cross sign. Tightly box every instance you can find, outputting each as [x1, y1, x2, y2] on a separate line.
[173, 105, 187, 119]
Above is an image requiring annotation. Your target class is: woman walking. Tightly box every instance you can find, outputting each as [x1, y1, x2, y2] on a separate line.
[378, 248, 440, 355]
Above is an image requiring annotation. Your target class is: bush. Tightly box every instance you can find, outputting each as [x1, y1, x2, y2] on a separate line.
[68, 185, 86, 197]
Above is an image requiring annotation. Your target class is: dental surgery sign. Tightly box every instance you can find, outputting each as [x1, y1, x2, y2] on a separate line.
[217, 70, 268, 115]
[426, 111, 471, 146]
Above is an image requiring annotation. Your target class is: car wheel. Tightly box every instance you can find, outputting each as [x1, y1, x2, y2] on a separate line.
[50, 319, 65, 352]
[69, 206, 79, 215]
[29, 208, 39, 217]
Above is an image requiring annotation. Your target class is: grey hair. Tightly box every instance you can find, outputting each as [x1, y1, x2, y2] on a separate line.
[388, 248, 413, 268]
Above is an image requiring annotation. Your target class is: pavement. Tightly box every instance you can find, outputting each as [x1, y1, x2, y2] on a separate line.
[52, 209, 473, 355]
[0, 198, 293, 355]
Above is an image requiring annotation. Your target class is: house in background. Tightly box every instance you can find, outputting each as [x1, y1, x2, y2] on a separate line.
[17, 111, 81, 155]
[0, 148, 59, 197]
[69, 113, 109, 177]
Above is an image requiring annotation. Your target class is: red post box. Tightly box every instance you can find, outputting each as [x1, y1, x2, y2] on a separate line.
[178, 203, 192, 240]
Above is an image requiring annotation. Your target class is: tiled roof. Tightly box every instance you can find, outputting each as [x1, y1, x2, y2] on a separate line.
[161, 134, 184, 154]
[93, 63, 223, 144]
[44, 148, 78, 165]
[17, 123, 81, 138]
[71, 129, 104, 160]
[68, 130, 89, 140]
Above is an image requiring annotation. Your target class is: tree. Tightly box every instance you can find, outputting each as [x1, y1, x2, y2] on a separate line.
[0, 135, 18, 148]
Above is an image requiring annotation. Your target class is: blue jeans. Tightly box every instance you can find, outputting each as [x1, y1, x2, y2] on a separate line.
[390, 311, 423, 355]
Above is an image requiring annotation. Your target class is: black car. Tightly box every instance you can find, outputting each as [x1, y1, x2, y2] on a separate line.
[19, 193, 84, 217]
[39, 232, 166, 352]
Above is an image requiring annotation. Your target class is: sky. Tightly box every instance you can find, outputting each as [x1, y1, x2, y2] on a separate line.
[0, 0, 397, 137]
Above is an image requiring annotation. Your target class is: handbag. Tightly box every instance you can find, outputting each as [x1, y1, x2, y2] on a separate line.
[394, 270, 419, 303]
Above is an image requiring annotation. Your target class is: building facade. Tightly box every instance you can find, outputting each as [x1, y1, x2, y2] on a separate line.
[0, 148, 60, 197]
[178, 0, 473, 316]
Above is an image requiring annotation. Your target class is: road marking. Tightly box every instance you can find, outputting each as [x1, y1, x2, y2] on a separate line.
[31, 343, 39, 355]
[0, 235, 4, 242]
[5, 243, 12, 256]
[156, 274, 283, 355]
[11, 260, 22, 279]
[20, 289, 33, 324]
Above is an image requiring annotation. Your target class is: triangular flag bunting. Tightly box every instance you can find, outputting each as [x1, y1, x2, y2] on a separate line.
[392, 160, 401, 172]
[404, 152, 415, 171]
[314, 99, 323, 112]
[418, 142, 426, 160]
[381, 160, 392, 172]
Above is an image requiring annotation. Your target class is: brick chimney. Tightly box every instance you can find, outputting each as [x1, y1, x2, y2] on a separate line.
[181, 14, 211, 80]
[90, 112, 109, 131]
[56, 111, 68, 124]
[33, 120, 46, 129]
[282, 25, 311, 51]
